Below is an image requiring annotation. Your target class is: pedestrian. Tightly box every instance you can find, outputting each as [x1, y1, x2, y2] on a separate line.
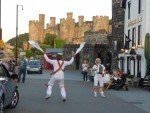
[18, 55, 28, 83]
[81, 60, 89, 82]
[8, 57, 16, 73]
[92, 58, 106, 97]
[44, 52, 75, 102]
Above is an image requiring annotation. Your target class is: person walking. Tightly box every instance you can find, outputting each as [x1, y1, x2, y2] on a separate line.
[18, 55, 28, 83]
[92, 58, 106, 97]
[81, 60, 89, 82]
[44, 52, 75, 102]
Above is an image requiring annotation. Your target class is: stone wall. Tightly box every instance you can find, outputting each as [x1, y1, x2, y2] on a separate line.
[29, 12, 111, 45]
[112, 0, 125, 51]
[84, 29, 109, 45]
[63, 44, 111, 70]
[111, 0, 125, 69]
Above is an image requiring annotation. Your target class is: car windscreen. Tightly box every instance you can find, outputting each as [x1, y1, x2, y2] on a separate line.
[29, 61, 41, 65]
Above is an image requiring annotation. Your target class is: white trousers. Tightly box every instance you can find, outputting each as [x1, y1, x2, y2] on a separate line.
[94, 74, 104, 87]
[46, 76, 66, 99]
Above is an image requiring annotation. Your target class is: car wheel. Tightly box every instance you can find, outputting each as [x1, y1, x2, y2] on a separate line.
[27, 71, 30, 74]
[8, 89, 19, 108]
[0, 97, 4, 113]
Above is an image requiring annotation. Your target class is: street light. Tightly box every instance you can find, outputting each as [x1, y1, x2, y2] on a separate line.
[16, 4, 23, 65]
[0, 0, 2, 40]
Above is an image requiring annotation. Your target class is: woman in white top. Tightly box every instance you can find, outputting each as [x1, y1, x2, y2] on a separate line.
[82, 60, 89, 82]
[92, 58, 105, 97]
[44, 53, 75, 102]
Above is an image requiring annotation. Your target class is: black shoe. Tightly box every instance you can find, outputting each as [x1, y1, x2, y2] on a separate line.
[62, 99, 66, 102]
[45, 95, 51, 100]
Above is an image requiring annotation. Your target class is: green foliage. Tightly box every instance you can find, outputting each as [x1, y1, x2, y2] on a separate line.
[25, 48, 43, 59]
[43, 33, 65, 48]
[144, 33, 150, 60]
[7, 33, 29, 48]
[25, 50, 34, 58]
[39, 43, 51, 51]
[44, 33, 57, 48]
[55, 38, 65, 48]
[144, 33, 150, 77]
[30, 48, 43, 55]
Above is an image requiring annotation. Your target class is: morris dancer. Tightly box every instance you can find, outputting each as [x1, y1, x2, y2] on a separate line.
[92, 58, 106, 97]
[44, 53, 75, 102]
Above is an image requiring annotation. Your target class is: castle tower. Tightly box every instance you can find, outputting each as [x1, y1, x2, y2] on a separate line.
[50, 17, 56, 27]
[60, 12, 75, 43]
[29, 20, 39, 41]
[93, 16, 109, 32]
[78, 16, 84, 26]
[38, 14, 45, 42]
[67, 12, 73, 19]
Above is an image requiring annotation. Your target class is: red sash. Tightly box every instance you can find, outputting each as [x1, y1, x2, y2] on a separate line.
[50, 60, 64, 75]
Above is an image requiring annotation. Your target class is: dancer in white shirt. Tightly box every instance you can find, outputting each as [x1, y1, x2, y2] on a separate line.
[92, 58, 106, 97]
[44, 53, 75, 102]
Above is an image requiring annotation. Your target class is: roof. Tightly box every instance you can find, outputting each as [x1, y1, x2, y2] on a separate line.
[46, 48, 63, 53]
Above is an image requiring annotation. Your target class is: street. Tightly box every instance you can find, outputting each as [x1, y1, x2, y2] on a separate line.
[4, 70, 150, 113]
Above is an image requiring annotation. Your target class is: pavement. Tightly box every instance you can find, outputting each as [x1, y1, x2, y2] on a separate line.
[26, 70, 150, 113]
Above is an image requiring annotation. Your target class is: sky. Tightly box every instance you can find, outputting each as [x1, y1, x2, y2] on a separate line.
[1, 0, 112, 42]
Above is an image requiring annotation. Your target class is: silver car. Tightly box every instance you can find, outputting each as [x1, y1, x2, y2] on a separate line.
[27, 60, 43, 74]
[0, 63, 19, 113]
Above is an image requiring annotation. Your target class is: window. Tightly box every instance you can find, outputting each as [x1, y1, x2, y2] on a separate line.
[120, 60, 124, 72]
[128, 2, 131, 19]
[127, 56, 130, 73]
[132, 27, 136, 46]
[138, 25, 141, 45]
[120, 0, 127, 9]
[137, 59, 141, 72]
[138, 0, 141, 14]
[128, 29, 131, 47]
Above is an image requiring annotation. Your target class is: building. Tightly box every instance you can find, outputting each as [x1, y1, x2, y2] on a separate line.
[118, 0, 150, 78]
[29, 12, 111, 45]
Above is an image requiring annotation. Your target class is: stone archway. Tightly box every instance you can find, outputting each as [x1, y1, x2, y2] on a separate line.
[75, 53, 80, 70]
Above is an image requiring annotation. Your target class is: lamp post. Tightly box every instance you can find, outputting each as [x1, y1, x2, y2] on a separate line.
[0, 0, 2, 40]
[16, 4, 23, 65]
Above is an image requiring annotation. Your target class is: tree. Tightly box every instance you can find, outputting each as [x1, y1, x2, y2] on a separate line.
[25, 50, 34, 58]
[144, 33, 150, 77]
[55, 38, 65, 48]
[7, 33, 29, 48]
[44, 33, 57, 48]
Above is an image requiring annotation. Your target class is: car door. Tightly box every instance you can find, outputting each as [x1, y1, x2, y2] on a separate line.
[0, 64, 15, 106]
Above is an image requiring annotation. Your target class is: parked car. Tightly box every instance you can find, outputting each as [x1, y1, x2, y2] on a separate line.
[27, 60, 43, 74]
[0, 63, 19, 113]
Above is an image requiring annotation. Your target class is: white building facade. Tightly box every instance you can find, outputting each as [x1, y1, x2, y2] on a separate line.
[118, 0, 150, 78]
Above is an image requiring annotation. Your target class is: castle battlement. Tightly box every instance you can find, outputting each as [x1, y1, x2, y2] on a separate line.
[67, 12, 73, 19]
[29, 12, 111, 45]
[93, 15, 109, 20]
[29, 20, 39, 25]
[50, 17, 56, 27]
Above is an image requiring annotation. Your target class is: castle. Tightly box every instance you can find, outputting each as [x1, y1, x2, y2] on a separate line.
[29, 12, 111, 44]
